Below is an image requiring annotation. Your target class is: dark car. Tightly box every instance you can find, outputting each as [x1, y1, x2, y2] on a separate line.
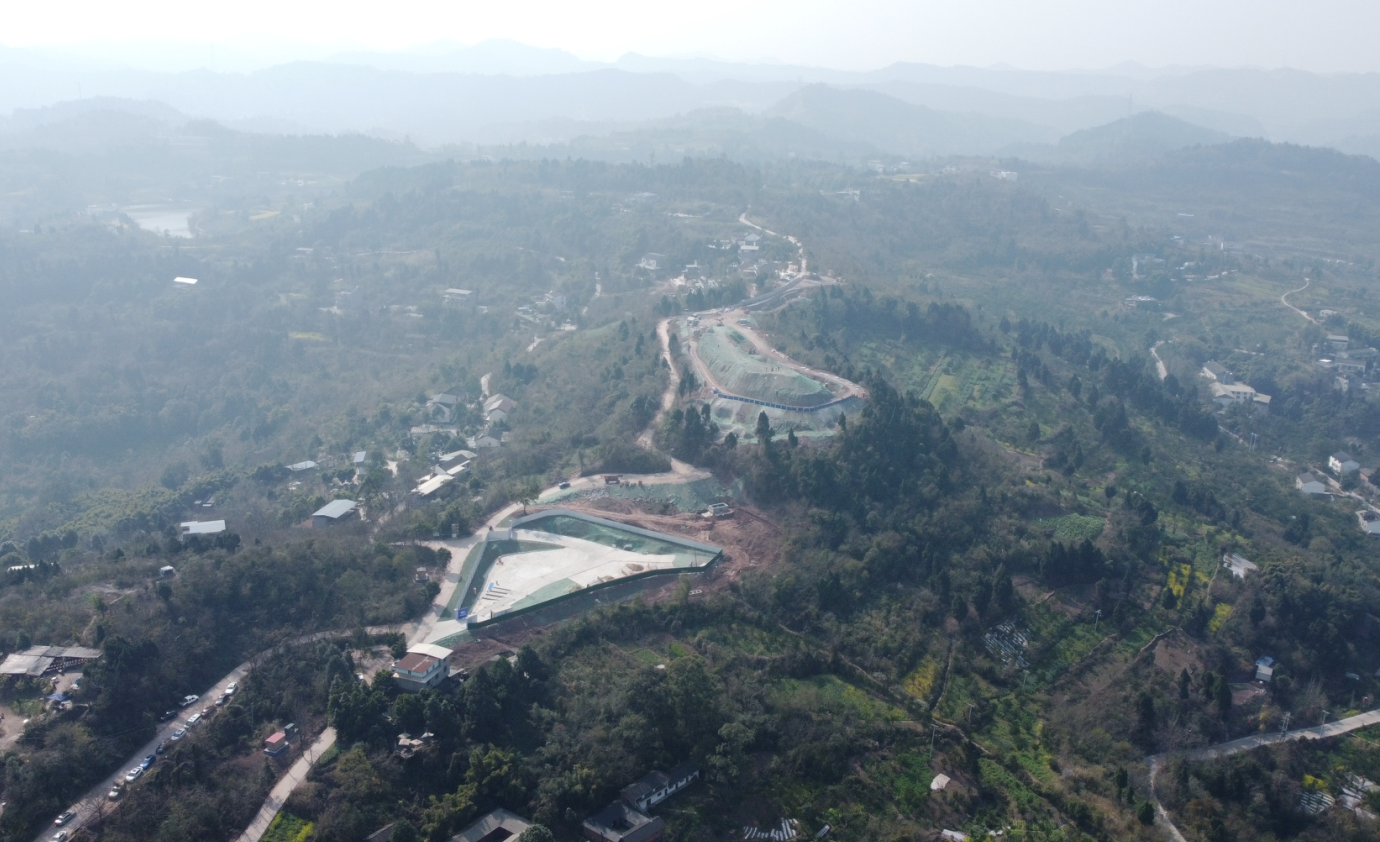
[155, 740, 166, 754]
[159, 710, 177, 722]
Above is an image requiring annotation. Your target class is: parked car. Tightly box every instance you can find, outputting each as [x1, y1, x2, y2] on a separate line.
[186, 714, 201, 726]
[159, 710, 177, 722]
[200, 706, 213, 718]
[54, 811, 75, 826]
[170, 727, 187, 741]
[50, 832, 68, 842]
[107, 781, 124, 800]
[140, 754, 155, 770]
[180, 694, 199, 707]
[225, 682, 237, 694]
[155, 740, 166, 754]
[215, 693, 229, 706]
[124, 767, 143, 783]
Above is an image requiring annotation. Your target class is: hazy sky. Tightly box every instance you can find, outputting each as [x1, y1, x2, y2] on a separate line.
[5, 0, 1378, 73]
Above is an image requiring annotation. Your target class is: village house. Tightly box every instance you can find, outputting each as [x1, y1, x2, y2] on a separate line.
[311, 499, 358, 528]
[1201, 361, 1234, 383]
[1330, 451, 1360, 474]
[483, 394, 517, 424]
[1296, 473, 1327, 496]
[452, 809, 532, 842]
[392, 644, 452, 692]
[427, 392, 461, 423]
[620, 763, 700, 812]
[582, 801, 664, 842]
[180, 520, 226, 537]
[1209, 380, 1271, 408]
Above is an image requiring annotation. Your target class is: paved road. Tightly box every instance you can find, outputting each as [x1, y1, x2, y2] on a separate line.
[36, 663, 253, 841]
[34, 628, 403, 842]
[1148, 707, 1380, 839]
[234, 727, 337, 842]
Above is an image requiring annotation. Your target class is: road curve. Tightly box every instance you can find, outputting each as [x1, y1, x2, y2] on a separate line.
[1148, 707, 1380, 839]
[1280, 278, 1318, 325]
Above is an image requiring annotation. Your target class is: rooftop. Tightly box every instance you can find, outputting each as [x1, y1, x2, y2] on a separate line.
[312, 499, 358, 519]
[180, 520, 227, 535]
[584, 801, 664, 842]
[394, 653, 442, 675]
[452, 809, 531, 842]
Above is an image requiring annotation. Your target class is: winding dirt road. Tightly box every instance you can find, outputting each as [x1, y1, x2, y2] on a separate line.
[1280, 278, 1318, 325]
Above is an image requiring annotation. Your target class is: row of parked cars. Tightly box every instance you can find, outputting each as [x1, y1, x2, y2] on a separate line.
[104, 683, 238, 802]
[49, 682, 240, 839]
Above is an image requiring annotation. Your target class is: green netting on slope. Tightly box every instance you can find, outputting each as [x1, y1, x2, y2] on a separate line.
[697, 327, 833, 407]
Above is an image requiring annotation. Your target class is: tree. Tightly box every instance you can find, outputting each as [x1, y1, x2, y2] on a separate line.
[395, 692, 426, 735]
[950, 594, 968, 621]
[755, 411, 773, 445]
[516, 827, 555, 842]
[1215, 676, 1233, 721]
[973, 576, 993, 617]
[1137, 801, 1155, 825]
[393, 821, 420, 842]
[994, 564, 1015, 614]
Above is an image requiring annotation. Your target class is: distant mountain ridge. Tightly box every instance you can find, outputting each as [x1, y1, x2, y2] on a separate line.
[3, 44, 1380, 157]
[1006, 111, 1233, 166]
[765, 85, 1057, 157]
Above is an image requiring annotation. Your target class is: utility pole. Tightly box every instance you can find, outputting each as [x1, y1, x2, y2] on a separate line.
[967, 703, 976, 726]
[1281, 712, 1291, 734]
[930, 722, 938, 758]
[1322, 710, 1329, 726]
[1093, 609, 1102, 632]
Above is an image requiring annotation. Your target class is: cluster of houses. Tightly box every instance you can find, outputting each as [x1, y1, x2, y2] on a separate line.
[1317, 334, 1378, 391]
[1200, 361, 1272, 409]
[411, 390, 519, 499]
[1293, 453, 1380, 537]
[582, 763, 700, 842]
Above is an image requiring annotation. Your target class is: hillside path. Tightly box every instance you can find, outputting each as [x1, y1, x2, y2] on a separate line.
[1280, 278, 1318, 324]
[235, 727, 337, 842]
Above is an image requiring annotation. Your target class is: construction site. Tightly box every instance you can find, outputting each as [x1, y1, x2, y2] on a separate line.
[457, 508, 723, 627]
[679, 309, 867, 440]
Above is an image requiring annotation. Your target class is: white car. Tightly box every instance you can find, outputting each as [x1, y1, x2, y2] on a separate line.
[181, 694, 199, 707]
[124, 767, 143, 783]
[186, 713, 201, 726]
[170, 727, 187, 741]
[225, 682, 237, 694]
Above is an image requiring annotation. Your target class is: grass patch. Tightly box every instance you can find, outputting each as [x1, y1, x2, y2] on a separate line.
[1208, 602, 1233, 632]
[770, 675, 908, 722]
[1046, 514, 1106, 543]
[262, 812, 314, 842]
[902, 657, 941, 701]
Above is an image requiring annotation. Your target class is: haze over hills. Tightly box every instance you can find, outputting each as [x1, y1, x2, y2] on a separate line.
[5, 40, 1380, 157]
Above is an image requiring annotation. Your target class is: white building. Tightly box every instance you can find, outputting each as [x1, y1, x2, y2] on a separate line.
[1296, 473, 1327, 496]
[1330, 452, 1360, 474]
[483, 394, 517, 423]
[1209, 381, 1271, 408]
[1201, 361, 1234, 383]
[180, 520, 226, 536]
